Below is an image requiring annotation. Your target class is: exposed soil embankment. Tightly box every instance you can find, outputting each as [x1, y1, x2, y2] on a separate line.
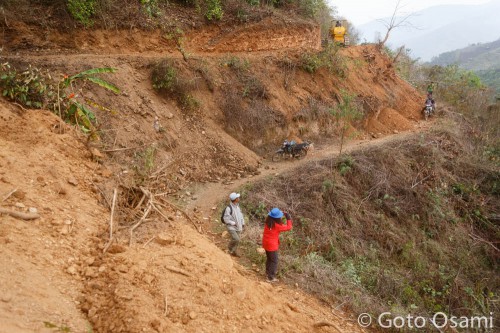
[0, 102, 370, 333]
[1, 9, 430, 333]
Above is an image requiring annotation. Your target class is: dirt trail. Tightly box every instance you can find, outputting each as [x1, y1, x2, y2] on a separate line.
[3, 16, 320, 57]
[186, 122, 431, 216]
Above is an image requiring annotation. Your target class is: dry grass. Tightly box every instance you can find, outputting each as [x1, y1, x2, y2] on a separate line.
[221, 77, 284, 153]
[240, 121, 499, 324]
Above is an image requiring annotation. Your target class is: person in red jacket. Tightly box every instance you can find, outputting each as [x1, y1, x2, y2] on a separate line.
[262, 208, 293, 282]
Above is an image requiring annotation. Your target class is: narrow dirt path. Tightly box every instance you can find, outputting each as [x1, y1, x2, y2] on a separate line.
[186, 121, 432, 217]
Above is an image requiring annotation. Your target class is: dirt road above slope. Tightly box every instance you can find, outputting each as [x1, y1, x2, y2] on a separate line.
[3, 15, 320, 56]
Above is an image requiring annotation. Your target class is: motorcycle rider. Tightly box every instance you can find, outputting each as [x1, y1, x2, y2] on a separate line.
[422, 96, 436, 115]
[282, 139, 296, 155]
[427, 81, 435, 98]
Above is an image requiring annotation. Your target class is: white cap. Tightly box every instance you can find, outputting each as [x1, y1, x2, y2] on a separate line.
[229, 193, 240, 201]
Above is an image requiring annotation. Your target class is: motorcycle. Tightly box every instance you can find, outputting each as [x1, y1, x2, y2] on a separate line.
[272, 141, 311, 162]
[423, 102, 435, 120]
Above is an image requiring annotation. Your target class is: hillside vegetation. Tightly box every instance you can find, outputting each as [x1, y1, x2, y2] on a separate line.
[240, 123, 499, 320]
[430, 39, 500, 71]
[1, 1, 499, 333]
[429, 38, 500, 95]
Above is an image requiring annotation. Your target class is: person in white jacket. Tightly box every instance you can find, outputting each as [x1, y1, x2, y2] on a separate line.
[223, 192, 245, 257]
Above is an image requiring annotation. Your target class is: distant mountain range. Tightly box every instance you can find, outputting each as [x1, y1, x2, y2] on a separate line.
[429, 39, 500, 94]
[429, 38, 500, 71]
[357, 0, 500, 61]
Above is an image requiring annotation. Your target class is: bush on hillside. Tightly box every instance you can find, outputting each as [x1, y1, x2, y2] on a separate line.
[205, 0, 224, 20]
[151, 59, 201, 113]
[0, 62, 119, 136]
[67, 0, 96, 27]
[0, 63, 54, 109]
[300, 44, 347, 77]
[152, 61, 179, 93]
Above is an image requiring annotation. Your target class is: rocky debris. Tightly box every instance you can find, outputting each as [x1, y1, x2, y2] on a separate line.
[107, 244, 127, 254]
[142, 274, 155, 285]
[188, 311, 197, 320]
[156, 232, 175, 245]
[1, 293, 13, 303]
[12, 189, 26, 200]
[116, 264, 128, 273]
[54, 182, 68, 195]
[99, 168, 113, 178]
[84, 267, 98, 278]
[90, 148, 104, 159]
[60, 220, 73, 235]
[67, 265, 78, 275]
[67, 177, 79, 186]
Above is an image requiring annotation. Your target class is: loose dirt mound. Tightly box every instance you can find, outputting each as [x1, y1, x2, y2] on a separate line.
[0, 103, 105, 332]
[82, 222, 367, 333]
[365, 107, 414, 134]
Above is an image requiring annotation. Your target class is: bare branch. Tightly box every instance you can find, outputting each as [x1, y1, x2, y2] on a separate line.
[377, 0, 418, 47]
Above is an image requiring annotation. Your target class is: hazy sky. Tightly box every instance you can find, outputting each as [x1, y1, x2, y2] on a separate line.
[329, 0, 493, 25]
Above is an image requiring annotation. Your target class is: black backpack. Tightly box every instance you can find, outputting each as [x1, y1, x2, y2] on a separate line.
[221, 205, 233, 224]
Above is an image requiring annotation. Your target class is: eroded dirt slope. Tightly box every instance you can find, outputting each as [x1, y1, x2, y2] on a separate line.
[1, 13, 428, 333]
[0, 102, 368, 333]
[0, 103, 106, 332]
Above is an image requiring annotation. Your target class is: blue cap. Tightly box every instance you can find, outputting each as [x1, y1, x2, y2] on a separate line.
[268, 208, 283, 219]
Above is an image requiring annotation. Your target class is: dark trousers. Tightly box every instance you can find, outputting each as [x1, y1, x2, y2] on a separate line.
[265, 250, 278, 279]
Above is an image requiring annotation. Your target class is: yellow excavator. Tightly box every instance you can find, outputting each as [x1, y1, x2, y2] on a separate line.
[330, 20, 350, 47]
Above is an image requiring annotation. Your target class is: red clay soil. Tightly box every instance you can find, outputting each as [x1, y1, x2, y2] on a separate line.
[0, 14, 427, 333]
[0, 102, 369, 333]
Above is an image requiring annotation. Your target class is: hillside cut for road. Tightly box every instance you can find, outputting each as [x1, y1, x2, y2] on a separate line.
[0, 10, 426, 333]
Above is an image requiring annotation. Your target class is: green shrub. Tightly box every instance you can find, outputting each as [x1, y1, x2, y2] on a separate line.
[1, 63, 119, 137]
[322, 179, 334, 192]
[0, 63, 53, 108]
[337, 155, 355, 176]
[67, 0, 96, 27]
[245, 0, 260, 6]
[221, 56, 250, 71]
[301, 53, 323, 74]
[300, 45, 347, 76]
[152, 62, 178, 93]
[58, 67, 120, 137]
[134, 145, 157, 182]
[140, 0, 161, 17]
[298, 0, 329, 19]
[180, 94, 200, 112]
[205, 0, 223, 20]
[330, 90, 363, 154]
